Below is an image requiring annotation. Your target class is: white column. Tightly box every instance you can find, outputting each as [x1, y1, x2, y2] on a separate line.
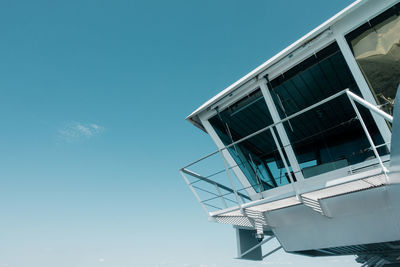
[199, 117, 259, 199]
[259, 79, 304, 181]
[334, 31, 392, 149]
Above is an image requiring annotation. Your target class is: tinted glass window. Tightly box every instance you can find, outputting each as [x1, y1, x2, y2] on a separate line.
[346, 3, 400, 116]
[209, 89, 294, 193]
[269, 43, 388, 178]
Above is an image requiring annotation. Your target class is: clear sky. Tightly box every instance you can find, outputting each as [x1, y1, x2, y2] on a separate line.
[0, 0, 361, 266]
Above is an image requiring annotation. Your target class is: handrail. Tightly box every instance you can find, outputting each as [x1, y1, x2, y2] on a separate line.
[183, 89, 393, 169]
[181, 88, 394, 215]
[181, 168, 251, 200]
[181, 90, 349, 169]
[346, 91, 389, 176]
[347, 90, 393, 123]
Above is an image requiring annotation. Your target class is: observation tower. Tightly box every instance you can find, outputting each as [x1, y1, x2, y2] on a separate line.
[180, 0, 400, 266]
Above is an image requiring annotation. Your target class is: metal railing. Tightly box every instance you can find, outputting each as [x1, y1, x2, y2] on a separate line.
[180, 89, 393, 216]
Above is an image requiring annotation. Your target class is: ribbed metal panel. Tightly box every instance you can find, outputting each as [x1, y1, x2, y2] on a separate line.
[215, 215, 254, 228]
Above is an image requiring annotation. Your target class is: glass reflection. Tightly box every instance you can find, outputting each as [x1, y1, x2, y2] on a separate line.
[347, 7, 400, 116]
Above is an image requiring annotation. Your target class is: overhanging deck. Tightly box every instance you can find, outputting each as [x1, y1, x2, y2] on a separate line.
[213, 172, 388, 227]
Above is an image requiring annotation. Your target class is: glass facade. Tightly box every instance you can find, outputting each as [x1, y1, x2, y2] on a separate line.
[346, 3, 400, 116]
[209, 89, 293, 193]
[269, 42, 388, 179]
[209, 41, 389, 192]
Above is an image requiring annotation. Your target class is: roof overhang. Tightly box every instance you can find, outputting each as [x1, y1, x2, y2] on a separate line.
[186, 0, 365, 132]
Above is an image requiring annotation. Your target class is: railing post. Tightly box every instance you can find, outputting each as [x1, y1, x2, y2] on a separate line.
[270, 127, 300, 200]
[219, 149, 244, 213]
[180, 169, 210, 216]
[248, 153, 265, 194]
[214, 183, 228, 209]
[346, 91, 389, 179]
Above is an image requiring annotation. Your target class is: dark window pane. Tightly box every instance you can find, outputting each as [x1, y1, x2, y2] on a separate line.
[209, 89, 293, 192]
[269, 43, 388, 178]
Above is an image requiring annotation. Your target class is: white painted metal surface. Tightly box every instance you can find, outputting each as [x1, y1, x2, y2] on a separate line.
[186, 0, 367, 122]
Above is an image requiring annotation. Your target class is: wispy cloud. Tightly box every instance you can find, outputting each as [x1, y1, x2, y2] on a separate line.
[58, 122, 104, 143]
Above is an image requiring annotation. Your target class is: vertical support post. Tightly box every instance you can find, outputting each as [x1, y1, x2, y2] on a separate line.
[248, 153, 265, 194]
[219, 149, 243, 214]
[200, 118, 257, 198]
[346, 93, 389, 179]
[270, 127, 300, 199]
[214, 183, 228, 208]
[180, 169, 210, 216]
[259, 78, 305, 182]
[236, 228, 263, 260]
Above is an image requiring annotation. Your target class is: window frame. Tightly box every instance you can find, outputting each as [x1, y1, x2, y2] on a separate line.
[198, 0, 397, 198]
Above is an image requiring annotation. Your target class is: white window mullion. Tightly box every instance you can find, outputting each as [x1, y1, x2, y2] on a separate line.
[199, 116, 259, 200]
[334, 31, 392, 149]
[259, 79, 305, 182]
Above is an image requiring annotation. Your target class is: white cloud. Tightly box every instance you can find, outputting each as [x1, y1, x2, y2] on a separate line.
[58, 122, 104, 143]
[99, 258, 105, 263]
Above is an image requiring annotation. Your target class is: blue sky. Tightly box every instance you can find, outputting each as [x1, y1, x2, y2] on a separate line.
[0, 0, 360, 266]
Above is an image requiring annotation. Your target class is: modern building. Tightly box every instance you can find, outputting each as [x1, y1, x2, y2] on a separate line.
[180, 0, 400, 266]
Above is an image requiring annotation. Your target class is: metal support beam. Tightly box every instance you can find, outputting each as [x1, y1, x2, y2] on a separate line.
[238, 236, 275, 259]
[262, 245, 283, 259]
[259, 78, 305, 182]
